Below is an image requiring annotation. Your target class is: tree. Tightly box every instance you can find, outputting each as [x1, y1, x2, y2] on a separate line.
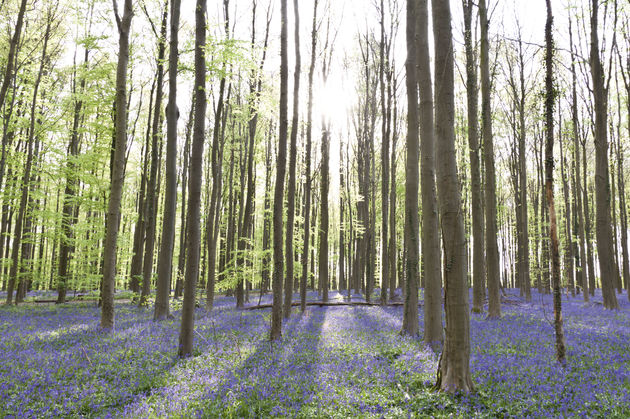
[479, 0, 501, 319]
[178, 0, 206, 357]
[154, 0, 181, 321]
[401, 0, 420, 337]
[417, 0, 442, 348]
[6, 8, 54, 305]
[379, 0, 390, 305]
[139, 0, 168, 307]
[590, 0, 619, 310]
[544, 0, 566, 364]
[432, 0, 473, 393]
[0, 0, 28, 190]
[462, 0, 485, 312]
[284, 0, 301, 318]
[57, 3, 94, 304]
[271, 0, 289, 341]
[301, 0, 318, 313]
[101, 0, 133, 330]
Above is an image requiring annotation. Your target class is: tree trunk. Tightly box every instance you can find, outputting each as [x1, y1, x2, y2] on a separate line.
[432, 0, 473, 393]
[417, 0, 442, 348]
[154, 0, 181, 320]
[379, 0, 389, 305]
[284, 0, 301, 317]
[0, 0, 28, 189]
[100, 0, 133, 329]
[178, 0, 206, 358]
[139, 3, 168, 307]
[401, 0, 420, 337]
[175, 100, 194, 298]
[7, 14, 52, 305]
[479, 0, 501, 319]
[301, 0, 318, 313]
[271, 0, 289, 341]
[463, 0, 485, 312]
[544, 0, 566, 364]
[590, 0, 619, 309]
[57, 35, 91, 304]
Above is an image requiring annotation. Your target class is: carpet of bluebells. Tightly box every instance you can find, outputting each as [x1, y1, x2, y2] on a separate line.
[0, 289, 629, 418]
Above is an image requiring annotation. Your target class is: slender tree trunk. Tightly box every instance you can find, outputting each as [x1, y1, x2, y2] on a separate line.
[178, 0, 206, 357]
[284, 0, 301, 317]
[262, 124, 272, 296]
[7, 15, 52, 305]
[271, 0, 289, 341]
[379, 0, 389, 305]
[479, 0, 500, 319]
[463, 0, 485, 312]
[154, 0, 181, 320]
[319, 125, 330, 303]
[300, 0, 318, 312]
[401, 0, 419, 337]
[175, 100, 193, 298]
[417, 0, 442, 348]
[129, 80, 155, 296]
[544, 0, 566, 364]
[0, 0, 28, 190]
[517, 37, 530, 302]
[139, 4, 168, 307]
[432, 0, 473, 393]
[57, 38, 90, 304]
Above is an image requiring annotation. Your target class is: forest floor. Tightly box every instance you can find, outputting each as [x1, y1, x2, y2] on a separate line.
[0, 289, 629, 418]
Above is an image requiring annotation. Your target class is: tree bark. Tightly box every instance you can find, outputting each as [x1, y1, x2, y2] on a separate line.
[479, 0, 501, 319]
[100, 0, 133, 329]
[139, 2, 168, 307]
[590, 0, 619, 309]
[401, 0, 420, 337]
[544, 0, 566, 364]
[284, 0, 301, 317]
[463, 0, 486, 312]
[432, 0, 473, 393]
[154, 0, 181, 320]
[271, 0, 289, 341]
[178, 0, 206, 357]
[301, 0, 318, 313]
[417, 0, 442, 348]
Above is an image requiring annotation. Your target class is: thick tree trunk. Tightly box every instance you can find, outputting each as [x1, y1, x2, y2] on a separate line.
[432, 0, 473, 393]
[590, 0, 619, 309]
[178, 0, 206, 358]
[417, 0, 442, 348]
